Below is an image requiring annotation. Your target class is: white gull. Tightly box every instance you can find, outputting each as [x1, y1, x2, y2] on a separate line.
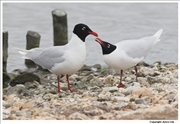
[16, 23, 98, 93]
[95, 29, 163, 88]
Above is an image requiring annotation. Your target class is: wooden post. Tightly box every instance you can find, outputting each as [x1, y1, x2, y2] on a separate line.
[3, 29, 8, 72]
[25, 31, 41, 68]
[52, 9, 68, 46]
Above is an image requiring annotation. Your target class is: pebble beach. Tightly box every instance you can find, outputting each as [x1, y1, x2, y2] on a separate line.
[3, 61, 178, 120]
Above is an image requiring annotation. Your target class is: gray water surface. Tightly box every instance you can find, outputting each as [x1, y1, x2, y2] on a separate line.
[3, 3, 178, 72]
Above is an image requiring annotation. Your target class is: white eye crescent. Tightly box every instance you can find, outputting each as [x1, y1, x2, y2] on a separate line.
[82, 27, 86, 30]
[107, 44, 110, 48]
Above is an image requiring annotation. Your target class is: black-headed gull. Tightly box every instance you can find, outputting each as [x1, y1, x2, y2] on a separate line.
[16, 23, 98, 93]
[95, 29, 163, 88]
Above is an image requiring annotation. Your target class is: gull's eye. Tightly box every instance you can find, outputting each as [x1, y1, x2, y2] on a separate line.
[107, 44, 110, 48]
[82, 27, 86, 30]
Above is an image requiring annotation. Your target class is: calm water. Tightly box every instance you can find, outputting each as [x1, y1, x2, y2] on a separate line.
[3, 3, 178, 72]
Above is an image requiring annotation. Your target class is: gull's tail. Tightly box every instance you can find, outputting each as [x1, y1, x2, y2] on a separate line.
[14, 48, 31, 59]
[153, 29, 163, 44]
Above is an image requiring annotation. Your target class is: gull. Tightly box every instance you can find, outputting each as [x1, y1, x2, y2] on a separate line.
[95, 29, 163, 88]
[16, 23, 98, 93]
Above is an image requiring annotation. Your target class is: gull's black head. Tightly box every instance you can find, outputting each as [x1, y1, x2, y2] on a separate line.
[73, 23, 98, 42]
[95, 38, 117, 55]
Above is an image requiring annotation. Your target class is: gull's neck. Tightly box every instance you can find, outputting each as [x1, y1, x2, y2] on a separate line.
[68, 33, 84, 45]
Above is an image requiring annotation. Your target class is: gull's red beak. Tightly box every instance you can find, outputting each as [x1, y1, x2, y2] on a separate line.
[89, 31, 98, 37]
[95, 37, 105, 46]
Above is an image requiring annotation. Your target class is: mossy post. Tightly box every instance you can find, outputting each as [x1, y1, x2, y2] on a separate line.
[52, 9, 68, 46]
[25, 31, 41, 68]
[3, 29, 8, 72]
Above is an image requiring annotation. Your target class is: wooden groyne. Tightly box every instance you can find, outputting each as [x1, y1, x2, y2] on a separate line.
[3, 9, 68, 72]
[52, 9, 68, 46]
[3, 29, 8, 72]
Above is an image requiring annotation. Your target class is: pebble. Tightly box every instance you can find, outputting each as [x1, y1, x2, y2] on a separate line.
[158, 99, 169, 105]
[111, 96, 130, 102]
[2, 62, 178, 120]
[42, 93, 59, 101]
[102, 86, 119, 92]
[135, 98, 145, 104]
[104, 75, 117, 86]
[68, 112, 90, 120]
[165, 93, 176, 100]
[126, 102, 136, 110]
[83, 106, 99, 116]
[170, 77, 178, 84]
[98, 113, 115, 120]
[10, 72, 40, 86]
[117, 102, 128, 108]
[139, 67, 155, 77]
[171, 101, 178, 108]
[123, 82, 141, 95]
[98, 92, 111, 101]
[131, 87, 152, 99]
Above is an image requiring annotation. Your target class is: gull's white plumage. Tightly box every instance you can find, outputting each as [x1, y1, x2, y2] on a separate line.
[16, 23, 98, 93]
[17, 34, 85, 75]
[95, 29, 163, 88]
[103, 29, 163, 70]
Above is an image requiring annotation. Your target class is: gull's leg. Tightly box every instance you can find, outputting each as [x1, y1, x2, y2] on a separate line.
[57, 75, 61, 93]
[135, 66, 138, 82]
[66, 74, 77, 92]
[117, 70, 125, 88]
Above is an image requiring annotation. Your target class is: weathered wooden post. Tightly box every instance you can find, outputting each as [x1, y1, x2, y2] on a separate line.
[3, 29, 8, 72]
[52, 9, 68, 46]
[25, 31, 41, 68]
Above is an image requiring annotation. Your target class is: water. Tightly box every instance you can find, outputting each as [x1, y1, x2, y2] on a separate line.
[3, 3, 178, 72]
